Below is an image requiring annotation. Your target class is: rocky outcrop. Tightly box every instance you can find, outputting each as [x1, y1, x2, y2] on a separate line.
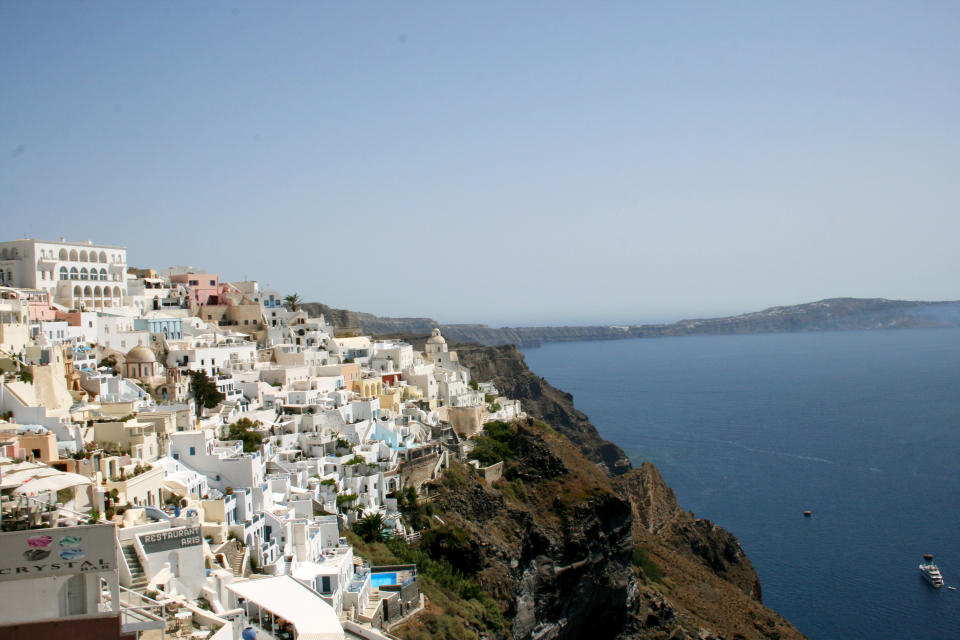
[615, 464, 763, 602]
[416, 419, 805, 640]
[426, 422, 637, 640]
[442, 346, 807, 640]
[453, 342, 632, 476]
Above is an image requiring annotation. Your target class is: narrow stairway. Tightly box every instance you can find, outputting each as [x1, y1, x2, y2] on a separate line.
[122, 544, 148, 590]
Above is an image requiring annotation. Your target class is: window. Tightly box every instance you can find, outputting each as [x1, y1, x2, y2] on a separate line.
[60, 267, 68, 280]
[189, 280, 198, 286]
[189, 447, 196, 456]
[209, 280, 215, 286]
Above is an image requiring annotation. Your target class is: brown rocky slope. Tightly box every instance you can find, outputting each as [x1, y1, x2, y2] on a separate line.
[445, 343, 806, 639]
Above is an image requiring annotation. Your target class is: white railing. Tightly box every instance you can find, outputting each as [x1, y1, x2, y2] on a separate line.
[118, 584, 167, 634]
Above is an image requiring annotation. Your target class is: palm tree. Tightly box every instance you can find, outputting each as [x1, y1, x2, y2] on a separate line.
[283, 293, 302, 311]
[353, 512, 386, 543]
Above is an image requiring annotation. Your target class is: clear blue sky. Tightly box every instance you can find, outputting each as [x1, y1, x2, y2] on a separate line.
[2, 2, 958, 326]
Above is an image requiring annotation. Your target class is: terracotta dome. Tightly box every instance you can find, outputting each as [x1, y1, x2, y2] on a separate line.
[125, 345, 156, 364]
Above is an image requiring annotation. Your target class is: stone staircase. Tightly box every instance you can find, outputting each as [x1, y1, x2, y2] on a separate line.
[122, 543, 148, 590]
[230, 550, 246, 576]
[217, 539, 247, 577]
[359, 589, 382, 622]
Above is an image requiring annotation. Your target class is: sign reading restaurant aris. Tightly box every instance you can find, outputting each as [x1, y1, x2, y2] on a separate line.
[0, 523, 117, 582]
[138, 525, 202, 554]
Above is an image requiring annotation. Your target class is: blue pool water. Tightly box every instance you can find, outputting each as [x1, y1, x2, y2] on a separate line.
[371, 572, 398, 588]
[523, 328, 960, 640]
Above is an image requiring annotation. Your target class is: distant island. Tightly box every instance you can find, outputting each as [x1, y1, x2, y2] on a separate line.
[303, 297, 960, 348]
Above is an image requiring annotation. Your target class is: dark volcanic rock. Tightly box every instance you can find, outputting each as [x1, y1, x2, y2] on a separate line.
[429, 424, 637, 640]
[615, 463, 762, 602]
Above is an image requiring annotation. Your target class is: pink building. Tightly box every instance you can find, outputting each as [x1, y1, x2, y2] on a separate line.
[170, 272, 220, 306]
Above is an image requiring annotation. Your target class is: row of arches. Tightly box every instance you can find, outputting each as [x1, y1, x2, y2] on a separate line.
[0, 246, 123, 263]
[58, 266, 122, 281]
[55, 248, 114, 263]
[71, 284, 123, 308]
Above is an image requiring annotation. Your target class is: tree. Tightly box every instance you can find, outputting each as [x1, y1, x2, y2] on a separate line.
[283, 293, 302, 311]
[353, 512, 385, 543]
[227, 418, 264, 453]
[188, 370, 224, 416]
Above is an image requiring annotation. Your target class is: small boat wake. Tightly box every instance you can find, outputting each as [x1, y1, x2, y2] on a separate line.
[717, 440, 834, 464]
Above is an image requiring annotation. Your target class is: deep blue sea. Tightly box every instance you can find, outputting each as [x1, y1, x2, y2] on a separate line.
[522, 328, 960, 640]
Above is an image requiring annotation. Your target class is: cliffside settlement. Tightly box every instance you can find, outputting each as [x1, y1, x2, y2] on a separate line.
[0, 237, 524, 640]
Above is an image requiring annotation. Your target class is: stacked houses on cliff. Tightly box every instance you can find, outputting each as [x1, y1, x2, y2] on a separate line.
[0, 237, 521, 640]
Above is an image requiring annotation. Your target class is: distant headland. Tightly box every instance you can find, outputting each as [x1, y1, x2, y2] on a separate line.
[303, 297, 960, 348]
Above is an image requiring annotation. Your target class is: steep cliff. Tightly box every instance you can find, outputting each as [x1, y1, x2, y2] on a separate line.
[453, 342, 632, 476]
[614, 464, 803, 640]
[427, 422, 638, 639]
[431, 344, 809, 640]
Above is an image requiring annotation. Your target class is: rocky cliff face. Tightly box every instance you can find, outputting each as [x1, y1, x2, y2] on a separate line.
[425, 422, 637, 640]
[436, 344, 807, 640]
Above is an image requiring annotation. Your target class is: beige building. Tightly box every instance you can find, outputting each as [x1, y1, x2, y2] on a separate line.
[122, 344, 165, 386]
[92, 418, 161, 461]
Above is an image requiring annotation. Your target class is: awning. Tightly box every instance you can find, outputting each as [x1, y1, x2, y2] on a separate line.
[227, 575, 344, 640]
[12, 471, 92, 495]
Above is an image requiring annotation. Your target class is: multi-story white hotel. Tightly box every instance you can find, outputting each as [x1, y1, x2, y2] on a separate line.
[0, 237, 128, 309]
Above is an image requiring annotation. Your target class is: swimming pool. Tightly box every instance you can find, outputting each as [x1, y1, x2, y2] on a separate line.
[370, 572, 398, 588]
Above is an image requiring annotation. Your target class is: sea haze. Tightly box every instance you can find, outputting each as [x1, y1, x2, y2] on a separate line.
[522, 328, 960, 640]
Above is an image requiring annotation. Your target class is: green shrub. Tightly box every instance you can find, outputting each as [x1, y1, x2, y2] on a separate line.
[227, 418, 264, 453]
[632, 545, 663, 582]
[441, 464, 467, 489]
[336, 493, 358, 508]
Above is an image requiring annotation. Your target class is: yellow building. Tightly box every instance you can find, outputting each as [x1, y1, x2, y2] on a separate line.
[379, 387, 404, 413]
[352, 377, 382, 400]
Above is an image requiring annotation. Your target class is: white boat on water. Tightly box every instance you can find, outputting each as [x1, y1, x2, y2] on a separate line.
[920, 554, 944, 588]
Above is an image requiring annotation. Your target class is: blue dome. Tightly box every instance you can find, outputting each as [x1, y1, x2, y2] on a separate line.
[241, 626, 257, 640]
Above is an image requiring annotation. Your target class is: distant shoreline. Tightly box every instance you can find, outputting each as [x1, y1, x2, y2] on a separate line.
[304, 297, 960, 348]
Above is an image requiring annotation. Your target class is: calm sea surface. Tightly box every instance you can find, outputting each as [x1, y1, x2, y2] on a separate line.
[522, 329, 960, 640]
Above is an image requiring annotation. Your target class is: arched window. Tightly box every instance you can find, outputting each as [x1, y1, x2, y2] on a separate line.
[79, 250, 88, 262]
[99, 268, 107, 281]
[59, 267, 68, 280]
[59, 248, 68, 260]
[98, 251, 107, 263]
[80, 267, 88, 280]
[83, 286, 92, 297]
[113, 286, 121, 297]
[0, 248, 7, 259]
[69, 249, 78, 261]
[69, 267, 78, 279]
